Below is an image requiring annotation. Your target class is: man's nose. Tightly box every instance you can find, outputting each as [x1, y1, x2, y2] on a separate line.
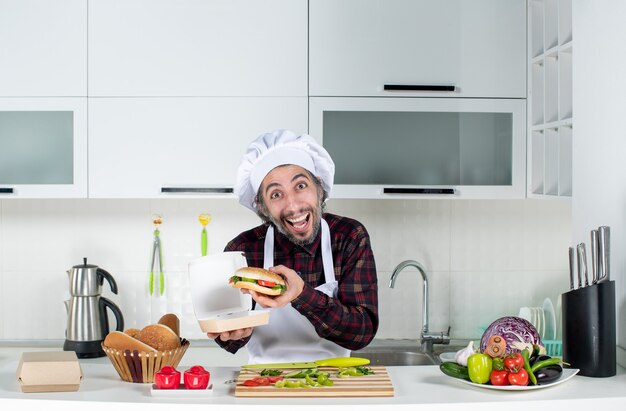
[283, 191, 299, 210]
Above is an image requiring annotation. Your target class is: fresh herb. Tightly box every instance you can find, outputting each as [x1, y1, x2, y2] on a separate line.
[355, 366, 375, 375]
[259, 369, 283, 376]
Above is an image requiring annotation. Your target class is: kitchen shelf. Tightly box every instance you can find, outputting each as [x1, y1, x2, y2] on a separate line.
[527, 0, 573, 198]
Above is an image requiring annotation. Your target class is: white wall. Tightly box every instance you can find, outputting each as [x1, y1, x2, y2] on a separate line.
[573, 1, 626, 366]
[0, 198, 571, 343]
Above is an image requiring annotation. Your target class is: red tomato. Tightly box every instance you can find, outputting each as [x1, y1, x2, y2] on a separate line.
[243, 379, 260, 387]
[268, 376, 284, 383]
[503, 352, 524, 372]
[154, 366, 181, 389]
[252, 377, 270, 386]
[489, 369, 509, 386]
[183, 365, 210, 389]
[257, 280, 276, 288]
[508, 369, 529, 386]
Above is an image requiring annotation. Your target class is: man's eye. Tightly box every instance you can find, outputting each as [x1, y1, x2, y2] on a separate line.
[296, 182, 307, 190]
[270, 191, 281, 200]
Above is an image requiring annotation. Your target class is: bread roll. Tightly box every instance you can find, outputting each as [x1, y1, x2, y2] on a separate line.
[158, 313, 180, 337]
[136, 324, 181, 351]
[104, 330, 157, 352]
[124, 328, 141, 338]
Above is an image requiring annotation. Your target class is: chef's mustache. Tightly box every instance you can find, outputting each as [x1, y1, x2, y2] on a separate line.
[281, 207, 315, 220]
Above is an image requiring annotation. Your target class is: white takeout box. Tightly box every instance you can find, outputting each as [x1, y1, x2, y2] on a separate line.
[188, 252, 270, 333]
[16, 351, 83, 393]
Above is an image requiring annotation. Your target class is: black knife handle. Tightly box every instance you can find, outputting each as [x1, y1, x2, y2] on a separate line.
[0, 187, 14, 194]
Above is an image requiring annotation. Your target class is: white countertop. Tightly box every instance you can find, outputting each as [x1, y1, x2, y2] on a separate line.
[2, 344, 626, 411]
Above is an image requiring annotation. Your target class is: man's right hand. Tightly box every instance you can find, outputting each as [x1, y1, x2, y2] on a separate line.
[206, 327, 252, 341]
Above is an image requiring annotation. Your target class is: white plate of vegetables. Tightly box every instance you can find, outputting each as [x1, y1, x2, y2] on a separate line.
[449, 368, 579, 391]
[441, 315, 578, 391]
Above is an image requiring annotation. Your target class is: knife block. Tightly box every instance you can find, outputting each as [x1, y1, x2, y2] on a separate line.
[561, 281, 616, 377]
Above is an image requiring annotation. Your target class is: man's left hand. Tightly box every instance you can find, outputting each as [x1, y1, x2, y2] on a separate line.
[249, 264, 303, 308]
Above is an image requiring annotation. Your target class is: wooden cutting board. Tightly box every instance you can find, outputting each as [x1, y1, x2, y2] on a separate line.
[235, 366, 394, 397]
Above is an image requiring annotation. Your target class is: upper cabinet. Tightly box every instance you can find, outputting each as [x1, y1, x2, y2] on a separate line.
[88, 0, 307, 97]
[0, 98, 88, 198]
[309, 0, 527, 98]
[88, 97, 307, 198]
[310, 97, 527, 199]
[528, 0, 573, 198]
[0, 0, 87, 97]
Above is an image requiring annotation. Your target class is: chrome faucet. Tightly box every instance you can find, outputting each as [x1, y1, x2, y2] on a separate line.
[389, 260, 450, 353]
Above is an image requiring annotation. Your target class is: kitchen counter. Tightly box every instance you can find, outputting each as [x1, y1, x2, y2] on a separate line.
[2, 343, 626, 411]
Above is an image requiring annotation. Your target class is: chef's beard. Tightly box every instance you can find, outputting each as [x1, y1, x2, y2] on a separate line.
[269, 205, 322, 247]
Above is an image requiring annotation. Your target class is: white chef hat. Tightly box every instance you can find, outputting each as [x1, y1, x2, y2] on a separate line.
[235, 129, 335, 211]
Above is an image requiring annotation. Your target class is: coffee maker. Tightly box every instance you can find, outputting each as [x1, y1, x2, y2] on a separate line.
[64, 258, 124, 358]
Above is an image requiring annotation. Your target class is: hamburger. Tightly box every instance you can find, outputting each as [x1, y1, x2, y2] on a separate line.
[229, 267, 286, 296]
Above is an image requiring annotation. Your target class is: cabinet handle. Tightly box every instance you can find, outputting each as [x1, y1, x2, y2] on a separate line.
[383, 188, 455, 195]
[161, 187, 234, 194]
[383, 84, 456, 92]
[0, 187, 14, 194]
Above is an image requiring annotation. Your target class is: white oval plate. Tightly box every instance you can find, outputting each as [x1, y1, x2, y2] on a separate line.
[446, 368, 579, 391]
[439, 352, 457, 363]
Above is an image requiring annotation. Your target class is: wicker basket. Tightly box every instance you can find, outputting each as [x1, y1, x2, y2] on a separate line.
[102, 339, 190, 383]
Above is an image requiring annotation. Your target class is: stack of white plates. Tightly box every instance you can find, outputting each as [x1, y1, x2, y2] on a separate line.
[543, 298, 557, 340]
[518, 298, 557, 341]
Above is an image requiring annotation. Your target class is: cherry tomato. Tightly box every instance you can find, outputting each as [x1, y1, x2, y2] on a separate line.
[489, 369, 509, 386]
[268, 376, 284, 383]
[503, 352, 524, 372]
[243, 379, 260, 387]
[508, 368, 529, 386]
[257, 280, 276, 287]
[183, 365, 210, 389]
[154, 366, 181, 389]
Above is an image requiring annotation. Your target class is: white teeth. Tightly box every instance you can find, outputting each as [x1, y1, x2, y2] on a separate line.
[287, 214, 307, 223]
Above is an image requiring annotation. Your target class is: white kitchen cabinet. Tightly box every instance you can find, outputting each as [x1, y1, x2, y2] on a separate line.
[88, 98, 307, 198]
[310, 97, 527, 199]
[0, 0, 87, 97]
[309, 0, 527, 98]
[528, 0, 573, 198]
[0, 98, 88, 198]
[88, 0, 307, 97]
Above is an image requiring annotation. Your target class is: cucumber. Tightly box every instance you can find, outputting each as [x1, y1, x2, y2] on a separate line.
[439, 361, 470, 380]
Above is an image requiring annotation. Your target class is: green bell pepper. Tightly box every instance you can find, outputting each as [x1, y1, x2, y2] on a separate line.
[467, 353, 493, 384]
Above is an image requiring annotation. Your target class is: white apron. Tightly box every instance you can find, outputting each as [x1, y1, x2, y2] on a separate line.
[246, 219, 350, 363]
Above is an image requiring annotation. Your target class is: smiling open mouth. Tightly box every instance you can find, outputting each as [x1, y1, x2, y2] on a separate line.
[285, 213, 310, 232]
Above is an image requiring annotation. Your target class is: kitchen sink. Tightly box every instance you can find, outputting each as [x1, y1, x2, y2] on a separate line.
[351, 348, 439, 366]
[351, 340, 467, 366]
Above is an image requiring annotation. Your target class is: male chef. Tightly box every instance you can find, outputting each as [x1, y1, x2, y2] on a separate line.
[206, 129, 378, 363]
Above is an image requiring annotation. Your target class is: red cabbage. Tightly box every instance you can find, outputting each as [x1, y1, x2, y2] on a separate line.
[480, 316, 542, 354]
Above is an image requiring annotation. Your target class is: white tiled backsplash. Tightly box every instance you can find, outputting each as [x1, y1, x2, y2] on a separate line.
[0, 198, 571, 342]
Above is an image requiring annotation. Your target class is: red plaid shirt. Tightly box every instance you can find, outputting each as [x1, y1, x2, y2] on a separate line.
[217, 213, 379, 354]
